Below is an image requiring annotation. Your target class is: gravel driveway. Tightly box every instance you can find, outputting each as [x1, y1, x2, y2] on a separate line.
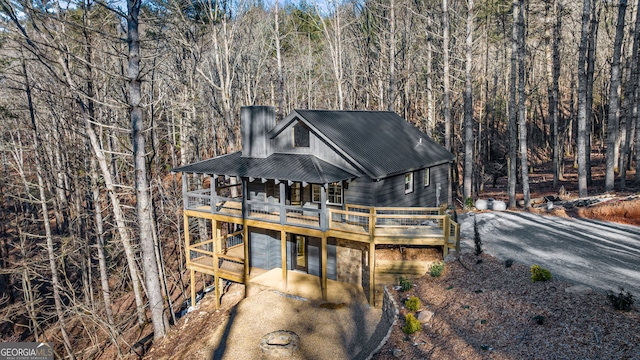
[459, 211, 640, 296]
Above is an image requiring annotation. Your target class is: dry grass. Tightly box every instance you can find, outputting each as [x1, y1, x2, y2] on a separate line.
[374, 252, 640, 360]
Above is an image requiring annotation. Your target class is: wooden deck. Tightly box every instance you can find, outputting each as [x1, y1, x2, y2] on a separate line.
[183, 202, 460, 308]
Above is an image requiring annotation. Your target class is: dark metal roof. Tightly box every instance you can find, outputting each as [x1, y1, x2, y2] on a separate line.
[287, 110, 455, 179]
[172, 152, 359, 184]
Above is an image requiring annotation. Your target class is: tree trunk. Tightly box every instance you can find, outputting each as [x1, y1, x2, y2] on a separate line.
[620, 0, 640, 189]
[463, 0, 474, 202]
[443, 0, 451, 152]
[605, 0, 627, 192]
[549, 0, 562, 188]
[585, 0, 599, 184]
[442, 0, 452, 205]
[508, 0, 519, 208]
[127, 0, 169, 340]
[517, 0, 530, 208]
[577, 0, 592, 197]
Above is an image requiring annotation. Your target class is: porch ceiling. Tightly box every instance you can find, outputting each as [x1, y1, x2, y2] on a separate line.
[172, 152, 359, 184]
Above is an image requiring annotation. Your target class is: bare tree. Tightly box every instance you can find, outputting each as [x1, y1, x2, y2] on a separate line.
[463, 0, 474, 202]
[577, 0, 592, 197]
[508, 0, 519, 207]
[127, 0, 169, 339]
[605, 0, 627, 192]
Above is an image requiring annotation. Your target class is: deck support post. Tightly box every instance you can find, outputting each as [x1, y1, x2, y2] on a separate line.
[243, 225, 249, 283]
[190, 269, 196, 308]
[369, 242, 375, 307]
[321, 234, 327, 300]
[214, 274, 220, 310]
[281, 230, 287, 290]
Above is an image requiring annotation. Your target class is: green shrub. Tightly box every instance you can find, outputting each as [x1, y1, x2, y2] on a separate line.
[465, 197, 474, 209]
[531, 265, 552, 282]
[402, 314, 422, 334]
[399, 277, 412, 292]
[430, 262, 444, 277]
[607, 287, 634, 311]
[405, 296, 421, 312]
[532, 315, 545, 325]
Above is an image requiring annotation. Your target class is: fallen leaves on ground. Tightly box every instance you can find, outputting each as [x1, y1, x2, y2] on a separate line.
[375, 252, 640, 360]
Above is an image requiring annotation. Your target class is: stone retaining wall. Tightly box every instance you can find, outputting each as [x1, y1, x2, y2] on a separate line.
[354, 286, 399, 360]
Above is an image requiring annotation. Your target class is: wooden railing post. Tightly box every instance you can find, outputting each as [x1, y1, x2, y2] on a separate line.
[369, 207, 375, 238]
[443, 215, 450, 257]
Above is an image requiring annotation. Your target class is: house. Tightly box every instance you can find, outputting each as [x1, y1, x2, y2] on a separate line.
[173, 106, 459, 308]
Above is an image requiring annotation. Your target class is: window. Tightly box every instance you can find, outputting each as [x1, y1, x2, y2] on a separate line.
[293, 122, 310, 147]
[405, 172, 414, 194]
[290, 182, 301, 205]
[424, 168, 430, 187]
[312, 182, 343, 205]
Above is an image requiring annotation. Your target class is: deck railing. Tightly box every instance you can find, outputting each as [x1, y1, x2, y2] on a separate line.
[184, 190, 459, 245]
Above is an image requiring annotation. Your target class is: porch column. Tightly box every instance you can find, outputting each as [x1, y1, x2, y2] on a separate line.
[321, 234, 327, 300]
[279, 181, 286, 224]
[182, 173, 188, 207]
[210, 174, 217, 214]
[241, 177, 248, 218]
[320, 184, 327, 230]
[281, 230, 287, 290]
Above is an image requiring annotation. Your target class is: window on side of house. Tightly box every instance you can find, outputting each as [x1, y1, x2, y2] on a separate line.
[293, 122, 310, 147]
[424, 168, 430, 187]
[312, 182, 343, 205]
[405, 172, 414, 194]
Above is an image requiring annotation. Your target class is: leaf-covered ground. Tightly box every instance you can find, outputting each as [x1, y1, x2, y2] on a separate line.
[375, 252, 640, 359]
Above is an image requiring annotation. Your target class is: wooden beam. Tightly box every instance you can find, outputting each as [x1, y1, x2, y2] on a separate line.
[279, 182, 286, 225]
[321, 234, 327, 300]
[281, 230, 287, 291]
[443, 216, 450, 258]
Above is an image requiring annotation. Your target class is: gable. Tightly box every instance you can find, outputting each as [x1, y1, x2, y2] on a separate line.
[288, 110, 455, 179]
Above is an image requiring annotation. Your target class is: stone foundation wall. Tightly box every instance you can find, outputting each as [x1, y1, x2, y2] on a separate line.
[335, 239, 369, 287]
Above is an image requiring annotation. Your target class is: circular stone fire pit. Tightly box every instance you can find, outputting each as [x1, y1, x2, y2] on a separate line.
[259, 330, 300, 357]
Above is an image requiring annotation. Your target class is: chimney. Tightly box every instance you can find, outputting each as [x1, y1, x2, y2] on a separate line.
[240, 106, 275, 158]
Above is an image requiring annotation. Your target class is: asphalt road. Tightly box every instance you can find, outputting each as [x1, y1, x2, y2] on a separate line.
[459, 211, 640, 297]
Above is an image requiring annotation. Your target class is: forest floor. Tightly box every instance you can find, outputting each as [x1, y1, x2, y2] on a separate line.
[120, 155, 640, 359]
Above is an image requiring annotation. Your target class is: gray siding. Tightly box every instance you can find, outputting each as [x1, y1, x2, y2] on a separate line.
[249, 229, 291, 270]
[307, 237, 336, 280]
[375, 163, 449, 207]
[343, 177, 375, 206]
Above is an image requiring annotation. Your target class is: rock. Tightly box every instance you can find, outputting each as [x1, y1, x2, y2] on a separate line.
[475, 199, 488, 210]
[417, 310, 434, 324]
[392, 349, 402, 357]
[444, 253, 457, 264]
[491, 200, 507, 211]
[565, 285, 592, 295]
